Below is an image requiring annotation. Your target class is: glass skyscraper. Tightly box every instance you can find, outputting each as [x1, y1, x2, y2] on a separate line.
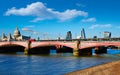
[81, 28, 86, 39]
[66, 31, 72, 40]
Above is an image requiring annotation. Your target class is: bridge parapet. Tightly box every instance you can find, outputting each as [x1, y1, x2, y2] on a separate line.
[0, 41, 120, 49]
[80, 41, 120, 49]
[0, 41, 28, 48]
[31, 41, 75, 49]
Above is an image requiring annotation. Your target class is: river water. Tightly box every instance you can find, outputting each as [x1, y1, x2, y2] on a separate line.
[0, 49, 120, 75]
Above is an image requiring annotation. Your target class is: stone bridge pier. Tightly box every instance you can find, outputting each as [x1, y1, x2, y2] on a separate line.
[24, 41, 31, 55]
[73, 41, 93, 56]
[73, 41, 80, 56]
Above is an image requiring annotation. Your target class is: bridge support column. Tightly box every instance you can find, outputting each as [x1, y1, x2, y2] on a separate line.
[73, 41, 80, 56]
[73, 41, 92, 56]
[24, 48, 29, 55]
[94, 46, 107, 54]
[73, 49, 79, 56]
[24, 41, 31, 55]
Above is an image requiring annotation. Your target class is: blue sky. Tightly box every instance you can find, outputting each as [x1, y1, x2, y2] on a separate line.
[0, 0, 120, 39]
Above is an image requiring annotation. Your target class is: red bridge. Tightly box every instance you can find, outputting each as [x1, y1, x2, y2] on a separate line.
[0, 41, 120, 56]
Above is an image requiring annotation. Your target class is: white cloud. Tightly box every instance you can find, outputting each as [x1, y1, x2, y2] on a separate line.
[33, 31, 38, 34]
[76, 3, 86, 7]
[81, 17, 96, 22]
[22, 28, 33, 32]
[5, 2, 88, 22]
[22, 26, 38, 34]
[89, 24, 112, 29]
[56, 9, 88, 21]
[30, 18, 45, 22]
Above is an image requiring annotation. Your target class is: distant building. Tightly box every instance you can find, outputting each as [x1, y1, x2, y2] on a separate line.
[37, 37, 40, 41]
[76, 36, 81, 39]
[104, 31, 111, 38]
[1, 33, 14, 41]
[13, 27, 30, 41]
[14, 27, 21, 40]
[81, 28, 86, 39]
[93, 36, 97, 39]
[1, 33, 7, 41]
[66, 31, 72, 40]
[1, 27, 30, 41]
[7, 33, 13, 41]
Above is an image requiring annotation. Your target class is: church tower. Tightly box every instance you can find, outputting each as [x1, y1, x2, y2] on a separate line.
[8, 33, 12, 41]
[2, 33, 7, 40]
[1, 33, 7, 41]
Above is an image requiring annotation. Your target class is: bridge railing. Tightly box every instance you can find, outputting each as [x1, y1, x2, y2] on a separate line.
[81, 38, 120, 41]
[32, 38, 120, 42]
[0, 38, 120, 42]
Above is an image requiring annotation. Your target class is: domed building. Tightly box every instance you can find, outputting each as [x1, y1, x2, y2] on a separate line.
[1, 27, 30, 41]
[14, 27, 21, 39]
[13, 27, 30, 41]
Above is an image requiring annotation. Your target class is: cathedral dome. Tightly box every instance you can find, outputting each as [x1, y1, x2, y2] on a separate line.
[14, 27, 21, 38]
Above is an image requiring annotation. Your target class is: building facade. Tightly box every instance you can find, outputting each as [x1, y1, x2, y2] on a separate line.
[14, 27, 21, 40]
[66, 31, 72, 40]
[104, 31, 111, 38]
[81, 28, 86, 39]
[1, 33, 7, 41]
[1, 27, 30, 41]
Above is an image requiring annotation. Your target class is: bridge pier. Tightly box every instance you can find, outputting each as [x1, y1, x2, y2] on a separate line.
[73, 41, 80, 56]
[24, 41, 31, 55]
[94, 46, 107, 54]
[73, 49, 80, 56]
[73, 48, 92, 56]
[73, 41, 92, 56]
[24, 48, 29, 55]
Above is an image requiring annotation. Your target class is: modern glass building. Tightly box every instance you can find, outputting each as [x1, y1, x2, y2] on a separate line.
[104, 31, 111, 38]
[66, 31, 72, 40]
[81, 28, 86, 39]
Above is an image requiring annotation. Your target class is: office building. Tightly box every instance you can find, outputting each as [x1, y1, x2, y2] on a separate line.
[104, 31, 111, 38]
[81, 28, 86, 39]
[66, 31, 72, 40]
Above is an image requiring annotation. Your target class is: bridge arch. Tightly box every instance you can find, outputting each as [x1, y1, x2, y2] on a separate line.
[0, 44, 25, 53]
[80, 42, 120, 55]
[80, 42, 120, 49]
[0, 41, 28, 53]
[31, 41, 75, 49]
[0, 41, 27, 48]
[30, 42, 74, 54]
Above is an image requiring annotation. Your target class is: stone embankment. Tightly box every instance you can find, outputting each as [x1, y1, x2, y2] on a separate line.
[65, 60, 120, 75]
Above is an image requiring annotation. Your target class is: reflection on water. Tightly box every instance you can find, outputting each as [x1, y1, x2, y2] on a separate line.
[0, 49, 120, 75]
